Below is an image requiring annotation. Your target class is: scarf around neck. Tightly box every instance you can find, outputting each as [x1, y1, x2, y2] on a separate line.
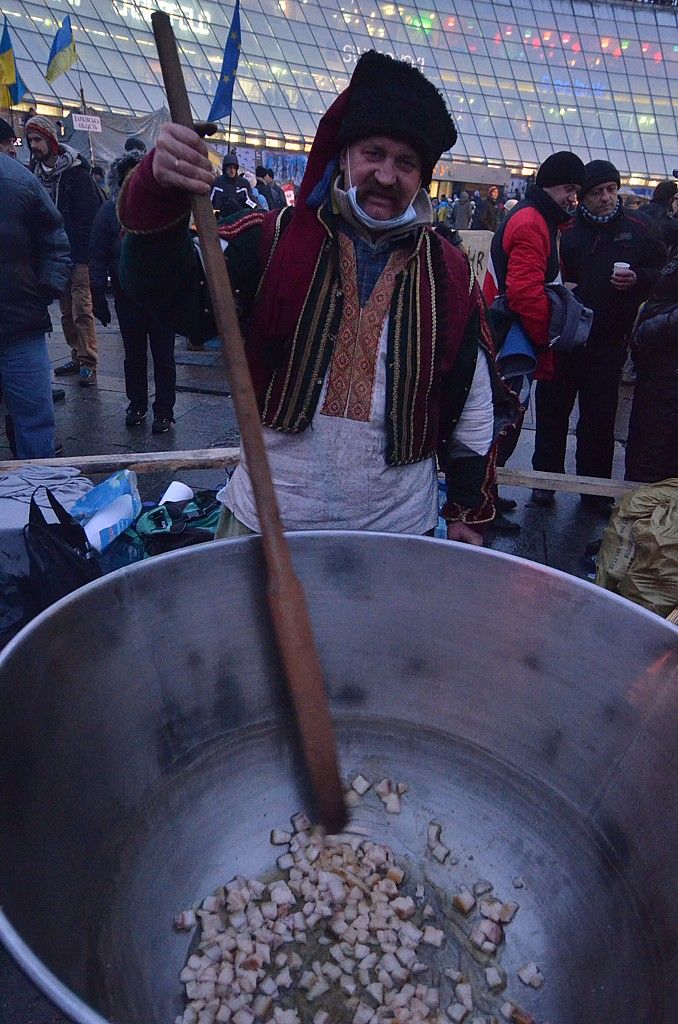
[34, 145, 81, 198]
[580, 197, 622, 225]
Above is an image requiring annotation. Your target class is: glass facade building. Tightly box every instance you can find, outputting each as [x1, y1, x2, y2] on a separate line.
[5, 0, 677, 181]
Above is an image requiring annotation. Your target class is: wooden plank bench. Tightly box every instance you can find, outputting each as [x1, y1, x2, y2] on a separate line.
[0, 449, 642, 498]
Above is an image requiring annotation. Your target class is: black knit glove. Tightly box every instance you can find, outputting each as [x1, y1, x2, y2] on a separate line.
[91, 288, 111, 326]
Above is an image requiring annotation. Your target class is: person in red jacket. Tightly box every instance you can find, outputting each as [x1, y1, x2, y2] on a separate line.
[484, 151, 586, 523]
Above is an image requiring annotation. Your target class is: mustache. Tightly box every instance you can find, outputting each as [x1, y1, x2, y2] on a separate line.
[356, 181, 401, 202]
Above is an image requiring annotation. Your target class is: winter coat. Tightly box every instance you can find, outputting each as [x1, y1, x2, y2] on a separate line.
[451, 195, 472, 231]
[435, 200, 451, 224]
[89, 198, 122, 295]
[32, 146, 102, 264]
[660, 216, 678, 255]
[256, 177, 275, 210]
[211, 173, 256, 218]
[643, 199, 671, 223]
[471, 196, 498, 233]
[559, 205, 666, 348]
[625, 298, 678, 483]
[489, 183, 570, 380]
[267, 181, 287, 210]
[0, 153, 71, 344]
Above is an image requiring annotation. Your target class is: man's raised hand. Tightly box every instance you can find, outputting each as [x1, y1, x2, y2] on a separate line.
[152, 123, 214, 194]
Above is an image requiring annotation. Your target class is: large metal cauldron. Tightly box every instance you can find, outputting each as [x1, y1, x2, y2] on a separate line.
[0, 534, 676, 1024]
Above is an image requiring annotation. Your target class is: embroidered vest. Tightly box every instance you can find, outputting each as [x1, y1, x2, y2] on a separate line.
[249, 204, 476, 467]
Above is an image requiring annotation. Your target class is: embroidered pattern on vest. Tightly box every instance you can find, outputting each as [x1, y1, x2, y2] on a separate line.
[217, 210, 265, 242]
[321, 233, 410, 421]
[255, 210, 467, 469]
[387, 230, 433, 464]
[261, 235, 338, 430]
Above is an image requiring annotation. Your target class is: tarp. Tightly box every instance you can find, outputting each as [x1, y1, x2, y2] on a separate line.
[596, 479, 678, 619]
[63, 107, 170, 171]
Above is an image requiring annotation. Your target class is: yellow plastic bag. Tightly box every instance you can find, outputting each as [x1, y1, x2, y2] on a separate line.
[596, 479, 678, 619]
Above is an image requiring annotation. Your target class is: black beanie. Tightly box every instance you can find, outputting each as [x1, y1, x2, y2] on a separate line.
[582, 160, 620, 196]
[338, 51, 457, 186]
[0, 117, 16, 143]
[536, 151, 586, 188]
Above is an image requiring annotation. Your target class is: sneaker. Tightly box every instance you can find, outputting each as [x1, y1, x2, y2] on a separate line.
[78, 367, 97, 387]
[51, 387, 66, 403]
[496, 495, 518, 513]
[54, 359, 79, 376]
[151, 415, 174, 434]
[125, 407, 147, 427]
[54, 360, 79, 376]
[489, 512, 521, 535]
[531, 488, 555, 507]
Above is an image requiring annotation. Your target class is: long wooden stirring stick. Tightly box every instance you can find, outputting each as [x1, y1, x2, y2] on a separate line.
[151, 11, 346, 833]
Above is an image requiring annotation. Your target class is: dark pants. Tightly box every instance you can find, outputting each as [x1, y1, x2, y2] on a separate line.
[114, 293, 176, 418]
[533, 345, 625, 481]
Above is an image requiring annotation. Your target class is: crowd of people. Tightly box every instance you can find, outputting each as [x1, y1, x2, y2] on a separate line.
[1, 53, 676, 545]
[432, 179, 677, 242]
[0, 116, 292, 455]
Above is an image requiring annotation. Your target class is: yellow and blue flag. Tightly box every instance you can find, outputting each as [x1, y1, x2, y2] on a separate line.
[0, 18, 27, 107]
[46, 15, 77, 85]
[208, 0, 241, 121]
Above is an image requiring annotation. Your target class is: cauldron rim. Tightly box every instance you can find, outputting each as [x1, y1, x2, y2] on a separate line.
[0, 531, 675, 1024]
[2, 532, 675, 669]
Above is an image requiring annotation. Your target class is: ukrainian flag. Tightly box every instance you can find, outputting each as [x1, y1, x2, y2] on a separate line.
[46, 15, 77, 85]
[0, 18, 26, 107]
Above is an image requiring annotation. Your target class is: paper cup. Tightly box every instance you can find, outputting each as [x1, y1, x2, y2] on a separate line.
[160, 481, 194, 504]
[613, 262, 630, 273]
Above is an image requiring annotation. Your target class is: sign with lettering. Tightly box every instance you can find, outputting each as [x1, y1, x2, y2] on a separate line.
[112, 0, 211, 38]
[72, 114, 102, 133]
[458, 230, 493, 287]
[342, 44, 424, 67]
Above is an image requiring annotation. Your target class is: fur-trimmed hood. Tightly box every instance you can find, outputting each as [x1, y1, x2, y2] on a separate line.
[107, 151, 143, 199]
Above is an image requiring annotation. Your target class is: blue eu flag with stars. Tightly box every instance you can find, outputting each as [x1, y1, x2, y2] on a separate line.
[208, 0, 241, 121]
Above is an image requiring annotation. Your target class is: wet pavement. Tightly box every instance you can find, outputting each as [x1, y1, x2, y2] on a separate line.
[1, 307, 634, 1023]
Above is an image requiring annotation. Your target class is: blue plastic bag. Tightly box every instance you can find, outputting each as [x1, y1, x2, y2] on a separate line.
[68, 470, 142, 552]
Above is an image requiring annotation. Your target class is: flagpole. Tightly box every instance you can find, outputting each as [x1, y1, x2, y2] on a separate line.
[75, 22, 86, 112]
[228, 110, 232, 149]
[68, 14, 94, 164]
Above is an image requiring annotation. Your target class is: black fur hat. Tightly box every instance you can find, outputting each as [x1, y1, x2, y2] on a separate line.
[338, 51, 457, 186]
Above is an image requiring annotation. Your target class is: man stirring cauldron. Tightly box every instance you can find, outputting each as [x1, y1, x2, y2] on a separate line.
[118, 52, 514, 543]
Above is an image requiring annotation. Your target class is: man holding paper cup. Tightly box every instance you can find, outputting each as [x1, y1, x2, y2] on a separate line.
[533, 160, 666, 513]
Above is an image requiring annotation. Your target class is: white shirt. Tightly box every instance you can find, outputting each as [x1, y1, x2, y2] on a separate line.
[219, 321, 439, 534]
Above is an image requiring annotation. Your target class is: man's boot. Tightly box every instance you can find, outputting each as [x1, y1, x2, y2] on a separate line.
[531, 488, 555, 507]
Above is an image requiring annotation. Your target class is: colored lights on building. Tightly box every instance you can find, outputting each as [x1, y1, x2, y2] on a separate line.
[3, 0, 674, 181]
